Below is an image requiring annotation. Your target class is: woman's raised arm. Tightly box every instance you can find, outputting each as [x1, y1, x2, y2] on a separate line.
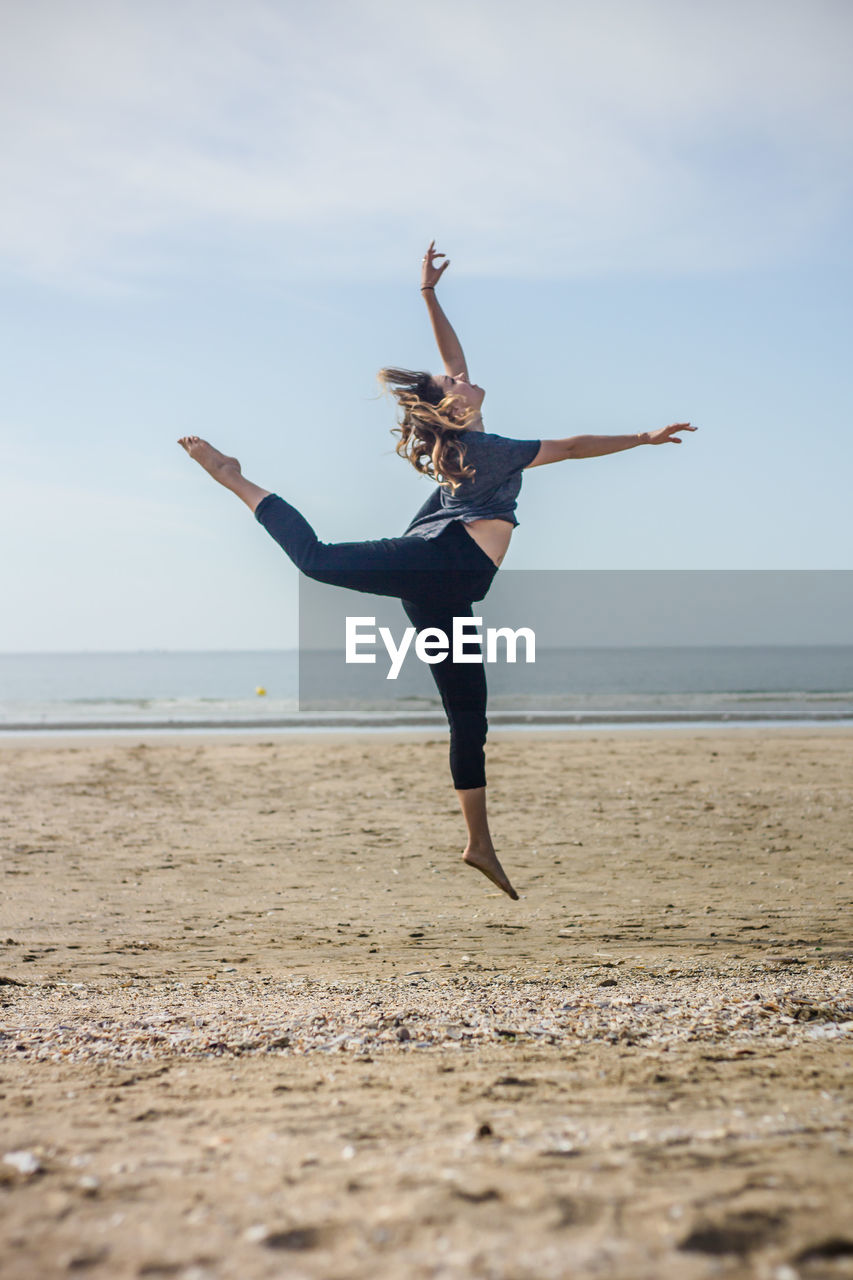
[526, 423, 696, 467]
[420, 240, 470, 379]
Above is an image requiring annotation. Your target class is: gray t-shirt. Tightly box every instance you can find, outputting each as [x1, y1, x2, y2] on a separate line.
[402, 430, 541, 540]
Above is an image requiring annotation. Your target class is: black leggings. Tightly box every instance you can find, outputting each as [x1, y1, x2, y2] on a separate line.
[254, 493, 498, 789]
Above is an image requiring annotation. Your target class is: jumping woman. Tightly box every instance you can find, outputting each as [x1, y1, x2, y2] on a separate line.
[179, 241, 695, 901]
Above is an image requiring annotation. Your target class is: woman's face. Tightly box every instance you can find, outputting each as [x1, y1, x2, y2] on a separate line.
[435, 373, 485, 416]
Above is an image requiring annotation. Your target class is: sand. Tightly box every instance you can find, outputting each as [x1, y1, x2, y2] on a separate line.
[1, 727, 851, 1279]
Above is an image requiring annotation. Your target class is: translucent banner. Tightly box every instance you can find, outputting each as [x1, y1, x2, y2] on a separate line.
[298, 571, 853, 726]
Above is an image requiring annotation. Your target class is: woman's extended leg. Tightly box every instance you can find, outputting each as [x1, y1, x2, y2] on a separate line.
[401, 598, 519, 901]
[180, 437, 492, 603]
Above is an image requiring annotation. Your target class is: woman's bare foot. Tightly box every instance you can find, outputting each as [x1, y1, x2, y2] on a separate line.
[178, 436, 272, 513]
[462, 843, 519, 900]
[178, 436, 242, 485]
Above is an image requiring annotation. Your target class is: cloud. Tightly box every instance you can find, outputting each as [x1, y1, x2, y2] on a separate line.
[1, 0, 851, 285]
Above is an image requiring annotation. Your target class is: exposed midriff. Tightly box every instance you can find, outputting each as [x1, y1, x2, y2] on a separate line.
[462, 517, 514, 568]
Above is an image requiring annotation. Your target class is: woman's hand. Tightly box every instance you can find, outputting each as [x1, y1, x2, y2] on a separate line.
[421, 240, 450, 291]
[643, 422, 696, 445]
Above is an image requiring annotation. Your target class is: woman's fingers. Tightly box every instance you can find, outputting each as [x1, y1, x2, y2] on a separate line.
[421, 241, 450, 291]
[647, 422, 696, 444]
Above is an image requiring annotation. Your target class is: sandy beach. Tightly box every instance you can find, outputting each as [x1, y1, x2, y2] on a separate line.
[1, 727, 851, 1279]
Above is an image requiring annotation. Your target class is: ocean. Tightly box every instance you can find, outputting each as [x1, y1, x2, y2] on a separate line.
[1, 647, 852, 732]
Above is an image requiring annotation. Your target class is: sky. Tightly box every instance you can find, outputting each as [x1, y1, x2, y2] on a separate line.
[2, 0, 852, 651]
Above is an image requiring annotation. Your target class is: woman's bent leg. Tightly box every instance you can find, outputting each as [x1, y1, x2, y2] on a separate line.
[456, 787, 519, 900]
[401, 598, 518, 900]
[400, 598, 488, 790]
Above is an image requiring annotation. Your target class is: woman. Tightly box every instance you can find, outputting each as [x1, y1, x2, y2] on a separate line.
[179, 241, 694, 901]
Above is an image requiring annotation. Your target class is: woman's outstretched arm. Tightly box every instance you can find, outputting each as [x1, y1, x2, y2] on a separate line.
[420, 240, 470, 379]
[526, 423, 697, 467]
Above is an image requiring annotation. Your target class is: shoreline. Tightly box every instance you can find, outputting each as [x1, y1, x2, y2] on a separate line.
[2, 709, 852, 738]
[2, 720, 853, 750]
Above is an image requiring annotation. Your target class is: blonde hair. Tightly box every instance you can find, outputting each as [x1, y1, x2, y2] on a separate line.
[378, 367, 478, 493]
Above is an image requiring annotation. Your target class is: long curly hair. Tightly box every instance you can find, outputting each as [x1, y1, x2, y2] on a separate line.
[378, 367, 477, 493]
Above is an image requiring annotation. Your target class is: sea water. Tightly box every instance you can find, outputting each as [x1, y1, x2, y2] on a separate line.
[1, 647, 851, 730]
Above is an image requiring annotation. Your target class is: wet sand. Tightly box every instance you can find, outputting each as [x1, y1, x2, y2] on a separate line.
[1, 728, 851, 1278]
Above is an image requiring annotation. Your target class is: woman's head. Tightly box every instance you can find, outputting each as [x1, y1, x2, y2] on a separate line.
[378, 368, 485, 422]
[433, 372, 486, 416]
[377, 367, 481, 490]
